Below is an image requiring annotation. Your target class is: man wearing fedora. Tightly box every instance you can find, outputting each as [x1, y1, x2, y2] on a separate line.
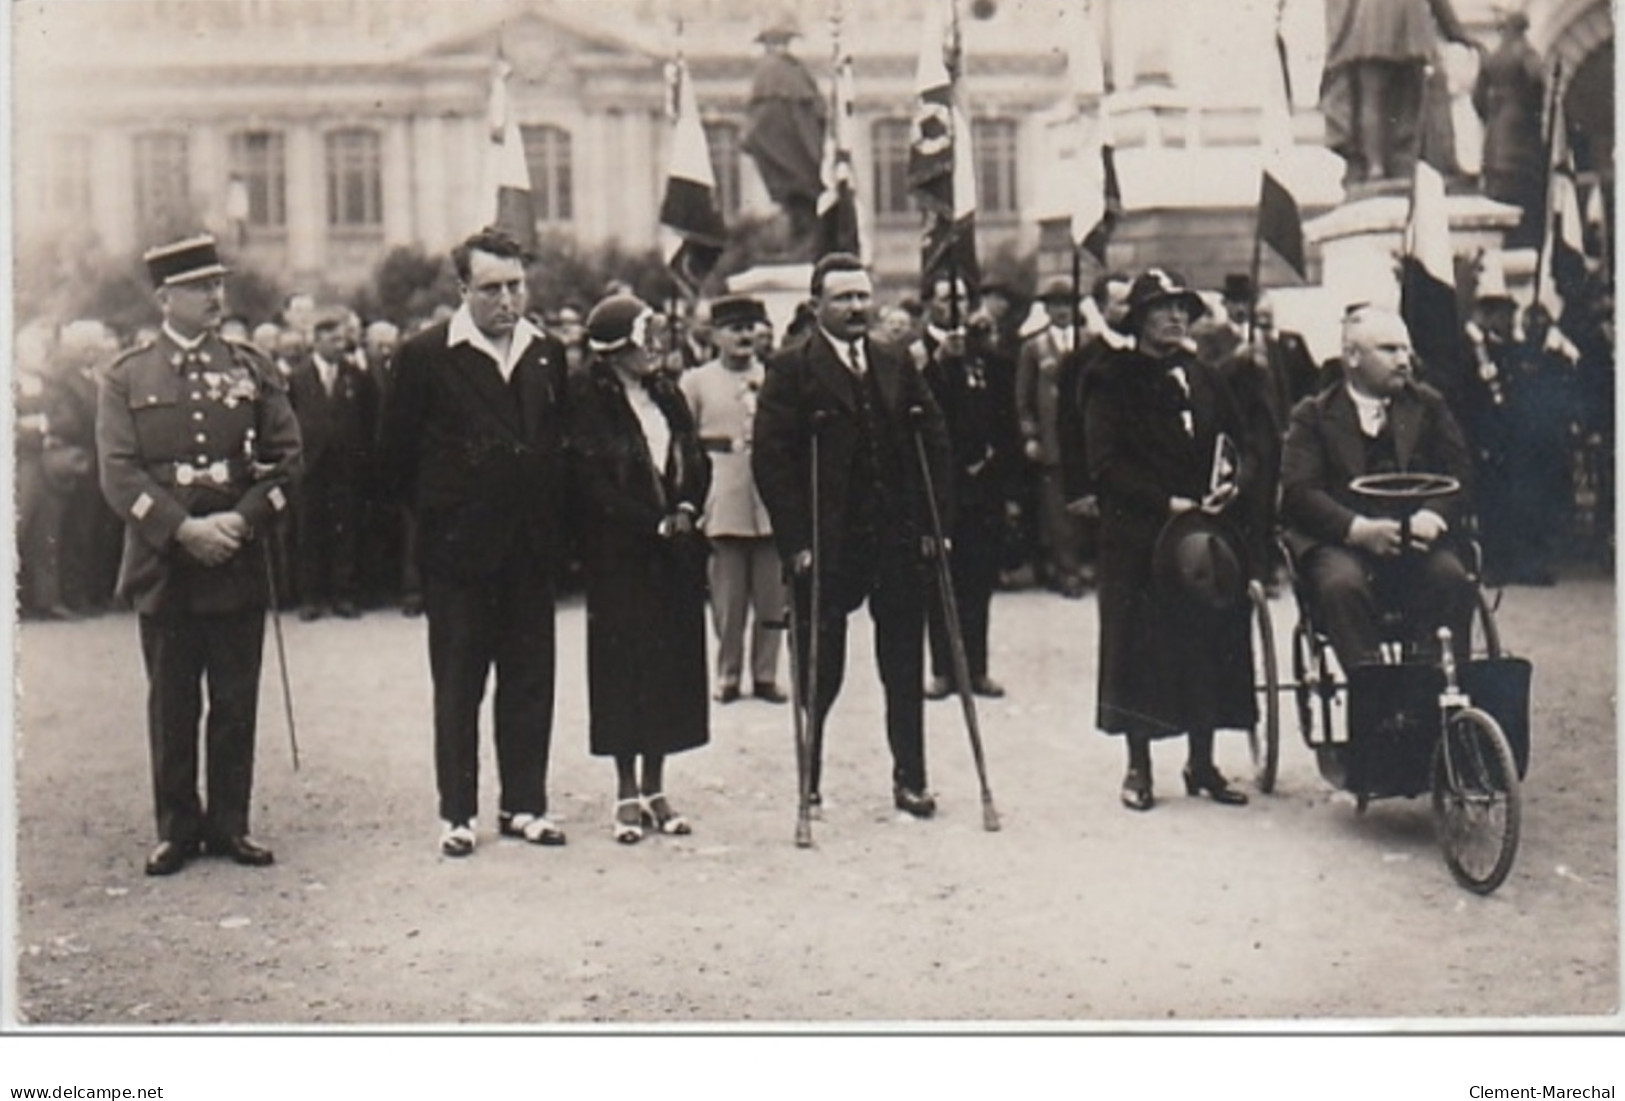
[1280, 304, 1476, 671]
[377, 226, 570, 857]
[97, 234, 302, 875]
[679, 294, 788, 705]
[1085, 269, 1257, 811]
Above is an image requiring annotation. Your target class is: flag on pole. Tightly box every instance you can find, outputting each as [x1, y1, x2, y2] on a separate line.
[1256, 11, 1305, 279]
[1400, 160, 1470, 399]
[816, 11, 860, 259]
[1536, 96, 1587, 317]
[909, 0, 977, 288]
[483, 54, 538, 251]
[660, 53, 727, 295]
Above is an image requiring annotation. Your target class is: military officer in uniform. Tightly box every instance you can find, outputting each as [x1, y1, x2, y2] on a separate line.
[679, 294, 788, 704]
[97, 235, 302, 876]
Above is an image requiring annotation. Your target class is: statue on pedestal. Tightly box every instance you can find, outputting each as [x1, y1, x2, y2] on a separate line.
[741, 12, 826, 260]
[1320, 0, 1478, 185]
[1473, 11, 1547, 246]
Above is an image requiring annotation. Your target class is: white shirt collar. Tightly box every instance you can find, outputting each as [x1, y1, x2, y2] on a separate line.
[447, 303, 541, 380]
[818, 327, 864, 373]
[1346, 383, 1390, 437]
[162, 322, 206, 352]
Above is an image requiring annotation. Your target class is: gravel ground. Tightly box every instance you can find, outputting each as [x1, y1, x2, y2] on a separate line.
[9, 565, 1618, 1027]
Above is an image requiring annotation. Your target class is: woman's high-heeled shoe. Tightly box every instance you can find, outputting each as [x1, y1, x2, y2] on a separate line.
[1182, 765, 1249, 806]
[640, 793, 692, 836]
[1120, 767, 1154, 811]
[613, 798, 645, 844]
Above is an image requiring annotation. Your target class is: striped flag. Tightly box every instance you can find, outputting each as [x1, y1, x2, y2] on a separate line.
[1256, 13, 1305, 279]
[483, 55, 537, 251]
[660, 54, 727, 295]
[1400, 160, 1471, 403]
[909, 0, 977, 288]
[1536, 97, 1587, 319]
[815, 15, 860, 259]
[1065, 2, 1119, 262]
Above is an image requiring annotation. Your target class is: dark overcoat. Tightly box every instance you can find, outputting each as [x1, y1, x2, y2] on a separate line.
[566, 363, 712, 758]
[1085, 346, 1257, 739]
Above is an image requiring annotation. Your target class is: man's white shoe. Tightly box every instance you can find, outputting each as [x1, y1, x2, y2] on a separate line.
[439, 821, 476, 857]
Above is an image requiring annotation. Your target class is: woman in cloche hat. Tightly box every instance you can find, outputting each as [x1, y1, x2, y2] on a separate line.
[565, 294, 713, 843]
[1086, 269, 1259, 811]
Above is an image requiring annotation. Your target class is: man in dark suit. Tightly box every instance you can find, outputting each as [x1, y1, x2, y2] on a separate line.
[97, 235, 302, 875]
[289, 313, 378, 619]
[752, 253, 953, 818]
[1280, 304, 1476, 671]
[378, 227, 569, 857]
[918, 277, 1007, 699]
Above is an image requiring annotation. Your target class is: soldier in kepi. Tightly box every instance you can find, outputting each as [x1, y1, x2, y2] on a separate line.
[97, 235, 302, 876]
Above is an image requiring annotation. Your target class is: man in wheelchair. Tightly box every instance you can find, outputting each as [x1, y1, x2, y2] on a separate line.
[1280, 304, 1477, 670]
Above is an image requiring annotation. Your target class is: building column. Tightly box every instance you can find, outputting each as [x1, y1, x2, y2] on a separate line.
[412, 113, 449, 251]
[284, 122, 322, 278]
[381, 116, 413, 247]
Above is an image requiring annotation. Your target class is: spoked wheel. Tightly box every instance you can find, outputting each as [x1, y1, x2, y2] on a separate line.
[1248, 581, 1280, 793]
[1431, 707, 1522, 894]
[1290, 621, 1325, 747]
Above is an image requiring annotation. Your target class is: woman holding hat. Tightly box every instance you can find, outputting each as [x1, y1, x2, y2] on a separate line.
[566, 294, 712, 843]
[1086, 269, 1257, 811]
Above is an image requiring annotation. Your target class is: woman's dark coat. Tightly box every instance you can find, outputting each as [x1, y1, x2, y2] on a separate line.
[566, 362, 712, 758]
[1085, 346, 1258, 739]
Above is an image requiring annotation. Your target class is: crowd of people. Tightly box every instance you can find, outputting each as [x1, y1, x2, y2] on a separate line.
[14, 220, 1616, 872]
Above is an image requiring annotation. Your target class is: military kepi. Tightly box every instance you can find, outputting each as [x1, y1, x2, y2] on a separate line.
[143, 234, 230, 288]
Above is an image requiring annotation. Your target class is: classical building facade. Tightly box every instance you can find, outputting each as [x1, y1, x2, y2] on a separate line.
[12, 0, 1613, 301]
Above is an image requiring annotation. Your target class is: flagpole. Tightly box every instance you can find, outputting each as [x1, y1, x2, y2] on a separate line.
[1245, 177, 1265, 345]
[1533, 61, 1565, 311]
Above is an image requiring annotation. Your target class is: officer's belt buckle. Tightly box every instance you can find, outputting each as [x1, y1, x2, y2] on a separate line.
[175, 460, 230, 487]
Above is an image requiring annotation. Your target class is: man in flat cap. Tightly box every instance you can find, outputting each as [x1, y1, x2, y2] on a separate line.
[679, 294, 788, 704]
[97, 234, 302, 876]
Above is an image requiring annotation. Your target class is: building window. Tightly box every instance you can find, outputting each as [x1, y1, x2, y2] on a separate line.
[871, 118, 916, 221]
[228, 130, 287, 228]
[132, 131, 190, 237]
[973, 117, 1018, 217]
[704, 120, 742, 218]
[520, 124, 572, 223]
[325, 128, 382, 230]
[44, 133, 93, 219]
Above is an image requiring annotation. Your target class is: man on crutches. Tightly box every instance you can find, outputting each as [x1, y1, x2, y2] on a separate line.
[754, 254, 954, 829]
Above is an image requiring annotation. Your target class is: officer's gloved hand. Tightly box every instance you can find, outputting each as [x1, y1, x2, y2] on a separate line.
[791, 549, 814, 576]
[176, 515, 242, 567]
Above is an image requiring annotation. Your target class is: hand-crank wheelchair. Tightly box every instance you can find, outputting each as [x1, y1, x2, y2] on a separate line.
[1247, 472, 1532, 894]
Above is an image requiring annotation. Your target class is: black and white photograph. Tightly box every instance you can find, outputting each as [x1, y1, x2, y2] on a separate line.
[3, 0, 1620, 1089]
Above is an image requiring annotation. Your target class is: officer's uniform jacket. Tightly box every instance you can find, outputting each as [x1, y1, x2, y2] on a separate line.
[678, 357, 773, 538]
[97, 328, 302, 616]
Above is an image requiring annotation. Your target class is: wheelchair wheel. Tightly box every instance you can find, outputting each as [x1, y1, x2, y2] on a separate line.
[1291, 621, 1330, 747]
[1248, 581, 1280, 794]
[1471, 588, 1502, 659]
[1431, 707, 1521, 894]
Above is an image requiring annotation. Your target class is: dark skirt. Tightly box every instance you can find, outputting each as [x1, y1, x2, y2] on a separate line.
[1095, 527, 1256, 740]
[584, 535, 710, 758]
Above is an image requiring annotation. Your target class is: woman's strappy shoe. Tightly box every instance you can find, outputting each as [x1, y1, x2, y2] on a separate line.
[640, 793, 692, 836]
[1120, 768, 1154, 812]
[613, 798, 645, 844]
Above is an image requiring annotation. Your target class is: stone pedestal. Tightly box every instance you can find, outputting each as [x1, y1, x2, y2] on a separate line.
[726, 262, 815, 339]
[1305, 187, 1524, 314]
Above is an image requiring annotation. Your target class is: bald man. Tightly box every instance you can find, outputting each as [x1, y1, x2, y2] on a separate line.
[1280, 305, 1476, 669]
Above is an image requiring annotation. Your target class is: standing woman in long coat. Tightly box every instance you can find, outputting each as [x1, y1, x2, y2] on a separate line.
[567, 295, 712, 843]
[1086, 270, 1257, 811]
